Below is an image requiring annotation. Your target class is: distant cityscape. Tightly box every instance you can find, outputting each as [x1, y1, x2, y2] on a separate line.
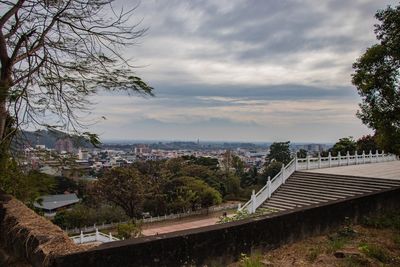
[17, 130, 332, 182]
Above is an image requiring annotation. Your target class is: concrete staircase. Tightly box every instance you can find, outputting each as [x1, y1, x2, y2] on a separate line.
[260, 171, 400, 213]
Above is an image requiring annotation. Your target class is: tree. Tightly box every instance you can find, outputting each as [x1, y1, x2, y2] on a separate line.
[356, 135, 379, 153]
[117, 221, 142, 239]
[331, 137, 357, 155]
[352, 4, 400, 155]
[267, 141, 291, 164]
[0, 0, 153, 156]
[260, 161, 282, 184]
[94, 167, 146, 218]
[0, 161, 55, 205]
[296, 149, 308, 158]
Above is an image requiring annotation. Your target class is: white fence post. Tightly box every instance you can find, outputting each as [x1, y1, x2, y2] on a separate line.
[328, 152, 332, 167]
[80, 231, 84, 244]
[251, 190, 256, 214]
[338, 151, 341, 166]
[267, 176, 271, 198]
[95, 228, 99, 241]
[318, 153, 321, 168]
[355, 150, 358, 165]
[369, 150, 372, 163]
[362, 151, 365, 164]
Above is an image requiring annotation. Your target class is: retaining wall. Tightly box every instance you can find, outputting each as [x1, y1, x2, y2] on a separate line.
[52, 186, 400, 267]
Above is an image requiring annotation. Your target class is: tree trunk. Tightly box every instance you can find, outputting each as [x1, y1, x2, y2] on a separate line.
[0, 99, 6, 141]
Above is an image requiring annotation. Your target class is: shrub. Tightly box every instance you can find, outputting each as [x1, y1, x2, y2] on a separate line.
[116, 221, 142, 239]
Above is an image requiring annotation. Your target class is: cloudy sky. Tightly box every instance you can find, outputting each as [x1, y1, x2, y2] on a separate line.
[90, 0, 397, 143]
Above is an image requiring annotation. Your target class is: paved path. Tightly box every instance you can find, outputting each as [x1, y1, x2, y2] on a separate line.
[142, 216, 221, 236]
[306, 160, 400, 180]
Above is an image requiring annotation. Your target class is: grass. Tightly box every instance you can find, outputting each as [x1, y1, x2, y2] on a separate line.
[358, 243, 391, 263]
[306, 245, 323, 263]
[238, 252, 264, 267]
[362, 212, 400, 230]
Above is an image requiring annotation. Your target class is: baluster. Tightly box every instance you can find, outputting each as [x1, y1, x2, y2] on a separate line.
[355, 150, 358, 165]
[281, 163, 285, 183]
[318, 152, 321, 168]
[251, 190, 256, 214]
[328, 152, 332, 167]
[346, 151, 350, 165]
[369, 150, 372, 163]
[338, 151, 341, 166]
[376, 149, 379, 162]
[295, 154, 298, 170]
[362, 151, 365, 164]
[267, 176, 271, 198]
[306, 155, 310, 170]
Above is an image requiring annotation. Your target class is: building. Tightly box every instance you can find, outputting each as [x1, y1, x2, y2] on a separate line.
[34, 193, 80, 217]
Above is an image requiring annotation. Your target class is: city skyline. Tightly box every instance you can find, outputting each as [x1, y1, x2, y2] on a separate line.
[86, 0, 397, 143]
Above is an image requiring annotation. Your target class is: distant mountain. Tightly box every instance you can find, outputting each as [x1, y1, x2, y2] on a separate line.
[14, 129, 92, 149]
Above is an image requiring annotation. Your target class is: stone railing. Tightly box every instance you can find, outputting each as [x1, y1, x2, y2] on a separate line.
[240, 150, 397, 214]
[70, 229, 119, 244]
[65, 203, 238, 235]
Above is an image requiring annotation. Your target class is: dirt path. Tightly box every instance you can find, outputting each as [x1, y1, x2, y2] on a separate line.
[141, 209, 235, 236]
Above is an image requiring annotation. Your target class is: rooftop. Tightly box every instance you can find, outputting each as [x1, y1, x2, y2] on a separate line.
[34, 193, 80, 211]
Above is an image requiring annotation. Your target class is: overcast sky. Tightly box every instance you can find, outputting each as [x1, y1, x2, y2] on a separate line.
[89, 0, 397, 143]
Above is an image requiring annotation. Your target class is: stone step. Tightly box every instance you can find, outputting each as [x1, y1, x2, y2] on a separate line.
[267, 197, 312, 207]
[288, 176, 392, 190]
[270, 194, 322, 204]
[295, 172, 400, 186]
[257, 170, 400, 214]
[291, 172, 396, 185]
[285, 180, 375, 193]
[272, 187, 338, 200]
[281, 184, 363, 197]
[275, 188, 345, 201]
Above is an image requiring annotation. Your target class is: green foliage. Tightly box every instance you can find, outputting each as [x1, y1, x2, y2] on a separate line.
[53, 204, 128, 229]
[296, 149, 308, 158]
[239, 252, 264, 267]
[356, 135, 379, 153]
[241, 166, 259, 187]
[0, 158, 55, 205]
[164, 176, 222, 213]
[260, 161, 283, 184]
[116, 221, 142, 239]
[358, 243, 391, 263]
[331, 137, 357, 155]
[352, 4, 400, 155]
[94, 167, 146, 218]
[218, 210, 250, 223]
[306, 246, 323, 263]
[267, 141, 291, 164]
[361, 212, 400, 230]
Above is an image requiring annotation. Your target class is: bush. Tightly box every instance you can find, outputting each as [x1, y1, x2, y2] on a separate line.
[359, 243, 391, 263]
[53, 204, 128, 229]
[116, 221, 142, 239]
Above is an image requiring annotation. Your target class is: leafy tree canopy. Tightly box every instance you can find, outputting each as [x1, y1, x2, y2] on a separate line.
[267, 141, 291, 165]
[331, 137, 357, 155]
[352, 4, 400, 155]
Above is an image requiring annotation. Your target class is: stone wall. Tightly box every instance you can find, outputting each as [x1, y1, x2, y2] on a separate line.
[0, 191, 84, 267]
[52, 187, 400, 267]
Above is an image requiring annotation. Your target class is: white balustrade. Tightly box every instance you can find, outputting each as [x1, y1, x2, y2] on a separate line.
[239, 151, 398, 214]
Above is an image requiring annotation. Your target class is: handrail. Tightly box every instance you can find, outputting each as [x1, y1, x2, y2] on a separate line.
[239, 150, 398, 214]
